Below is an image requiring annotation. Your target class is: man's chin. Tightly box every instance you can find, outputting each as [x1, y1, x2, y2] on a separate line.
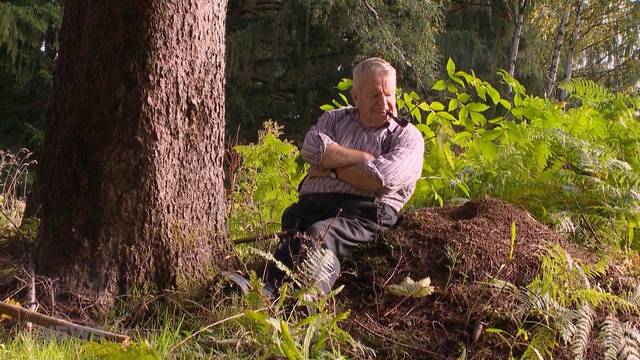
[359, 112, 390, 128]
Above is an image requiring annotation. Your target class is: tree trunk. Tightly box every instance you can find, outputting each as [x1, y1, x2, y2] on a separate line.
[545, 4, 572, 98]
[559, 0, 584, 101]
[508, 0, 527, 76]
[37, 0, 231, 311]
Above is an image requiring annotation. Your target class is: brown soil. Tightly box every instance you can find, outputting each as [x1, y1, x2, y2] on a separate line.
[338, 197, 603, 359]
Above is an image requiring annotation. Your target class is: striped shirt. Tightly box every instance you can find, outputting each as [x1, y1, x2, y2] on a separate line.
[300, 107, 424, 211]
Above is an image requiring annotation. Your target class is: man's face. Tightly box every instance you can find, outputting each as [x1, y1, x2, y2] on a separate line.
[351, 70, 397, 128]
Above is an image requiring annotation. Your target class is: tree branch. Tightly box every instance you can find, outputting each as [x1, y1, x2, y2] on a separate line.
[0, 301, 130, 343]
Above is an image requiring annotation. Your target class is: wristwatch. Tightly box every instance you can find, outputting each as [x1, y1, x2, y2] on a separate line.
[329, 168, 338, 180]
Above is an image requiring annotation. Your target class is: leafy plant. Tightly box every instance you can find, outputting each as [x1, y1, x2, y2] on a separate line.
[238, 247, 368, 360]
[486, 245, 639, 359]
[228, 121, 307, 239]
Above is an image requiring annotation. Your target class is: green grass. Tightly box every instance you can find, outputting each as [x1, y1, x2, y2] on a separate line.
[0, 300, 256, 360]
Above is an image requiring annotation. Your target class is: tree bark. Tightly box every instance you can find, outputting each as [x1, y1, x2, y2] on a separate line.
[545, 4, 572, 98]
[507, 0, 527, 76]
[37, 0, 231, 311]
[559, 0, 584, 101]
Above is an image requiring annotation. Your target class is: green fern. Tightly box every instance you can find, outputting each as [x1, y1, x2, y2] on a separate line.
[559, 78, 612, 105]
[245, 247, 300, 287]
[521, 326, 556, 360]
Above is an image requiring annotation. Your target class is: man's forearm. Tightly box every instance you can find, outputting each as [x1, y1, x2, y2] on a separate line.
[335, 164, 382, 194]
[320, 143, 374, 169]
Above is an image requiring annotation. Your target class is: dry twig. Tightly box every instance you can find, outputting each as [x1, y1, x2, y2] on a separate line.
[0, 300, 130, 343]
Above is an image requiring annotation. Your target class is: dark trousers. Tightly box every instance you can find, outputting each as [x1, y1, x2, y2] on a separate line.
[268, 193, 398, 293]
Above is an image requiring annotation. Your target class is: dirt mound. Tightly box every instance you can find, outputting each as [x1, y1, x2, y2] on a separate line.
[339, 197, 593, 359]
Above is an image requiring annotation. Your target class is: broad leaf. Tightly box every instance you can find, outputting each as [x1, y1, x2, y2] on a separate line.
[430, 101, 445, 111]
[388, 276, 435, 298]
[446, 58, 455, 76]
[432, 80, 446, 91]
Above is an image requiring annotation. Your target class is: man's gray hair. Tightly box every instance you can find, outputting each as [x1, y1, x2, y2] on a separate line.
[352, 57, 396, 91]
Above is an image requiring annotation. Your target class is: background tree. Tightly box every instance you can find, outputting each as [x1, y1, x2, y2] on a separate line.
[36, 0, 232, 311]
[545, 3, 572, 98]
[438, 0, 514, 82]
[519, 0, 639, 95]
[571, 0, 640, 91]
[508, 0, 527, 77]
[225, 0, 443, 139]
[0, 0, 60, 151]
[559, 0, 584, 101]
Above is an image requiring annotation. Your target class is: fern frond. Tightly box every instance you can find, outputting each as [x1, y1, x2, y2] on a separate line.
[560, 78, 611, 105]
[246, 247, 300, 286]
[570, 304, 594, 360]
[556, 306, 578, 344]
[573, 289, 637, 314]
[301, 247, 340, 295]
[583, 257, 609, 279]
[620, 322, 640, 360]
[599, 315, 624, 360]
[522, 326, 557, 360]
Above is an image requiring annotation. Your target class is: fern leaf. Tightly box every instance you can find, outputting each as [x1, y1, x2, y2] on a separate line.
[620, 322, 640, 360]
[599, 315, 624, 360]
[522, 326, 556, 360]
[556, 306, 578, 344]
[570, 304, 594, 360]
[301, 247, 340, 295]
[560, 78, 611, 105]
[246, 247, 300, 286]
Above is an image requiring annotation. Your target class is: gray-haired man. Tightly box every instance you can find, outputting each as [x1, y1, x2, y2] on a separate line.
[264, 57, 424, 295]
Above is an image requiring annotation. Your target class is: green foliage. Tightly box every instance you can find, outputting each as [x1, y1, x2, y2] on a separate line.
[237, 248, 368, 360]
[486, 245, 639, 359]
[0, 1, 60, 84]
[368, 59, 640, 251]
[228, 121, 307, 239]
[0, 1, 61, 151]
[0, 149, 34, 237]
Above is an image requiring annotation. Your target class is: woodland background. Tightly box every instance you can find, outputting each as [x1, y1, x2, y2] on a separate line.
[1, 0, 640, 359]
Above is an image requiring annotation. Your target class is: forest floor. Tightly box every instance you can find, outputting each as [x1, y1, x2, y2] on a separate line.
[1, 198, 639, 359]
[338, 197, 639, 359]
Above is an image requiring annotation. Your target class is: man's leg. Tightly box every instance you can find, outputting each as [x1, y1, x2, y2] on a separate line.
[303, 215, 384, 294]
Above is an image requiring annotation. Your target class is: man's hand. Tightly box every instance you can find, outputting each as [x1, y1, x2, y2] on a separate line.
[307, 165, 331, 178]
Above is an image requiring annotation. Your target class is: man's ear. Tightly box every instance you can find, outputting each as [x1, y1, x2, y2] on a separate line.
[350, 87, 359, 106]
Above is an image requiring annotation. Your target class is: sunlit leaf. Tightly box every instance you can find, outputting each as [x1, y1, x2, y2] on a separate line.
[432, 80, 447, 91]
[467, 102, 490, 112]
[449, 99, 459, 111]
[388, 276, 435, 298]
[446, 58, 455, 76]
[430, 101, 445, 111]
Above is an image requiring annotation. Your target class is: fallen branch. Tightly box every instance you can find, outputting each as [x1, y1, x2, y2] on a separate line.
[232, 230, 297, 245]
[0, 301, 130, 344]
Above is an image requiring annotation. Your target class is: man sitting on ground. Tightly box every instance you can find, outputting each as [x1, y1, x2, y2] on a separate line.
[265, 57, 425, 295]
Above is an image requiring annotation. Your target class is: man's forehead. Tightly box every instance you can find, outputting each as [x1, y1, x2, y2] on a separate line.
[360, 71, 396, 85]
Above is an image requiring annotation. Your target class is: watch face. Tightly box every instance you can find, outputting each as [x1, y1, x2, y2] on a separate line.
[330, 170, 337, 179]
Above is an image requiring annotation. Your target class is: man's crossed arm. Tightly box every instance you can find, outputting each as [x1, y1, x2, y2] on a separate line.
[300, 110, 424, 196]
[312, 143, 382, 194]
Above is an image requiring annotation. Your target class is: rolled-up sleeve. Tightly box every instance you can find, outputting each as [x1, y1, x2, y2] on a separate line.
[300, 111, 336, 165]
[363, 125, 424, 193]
